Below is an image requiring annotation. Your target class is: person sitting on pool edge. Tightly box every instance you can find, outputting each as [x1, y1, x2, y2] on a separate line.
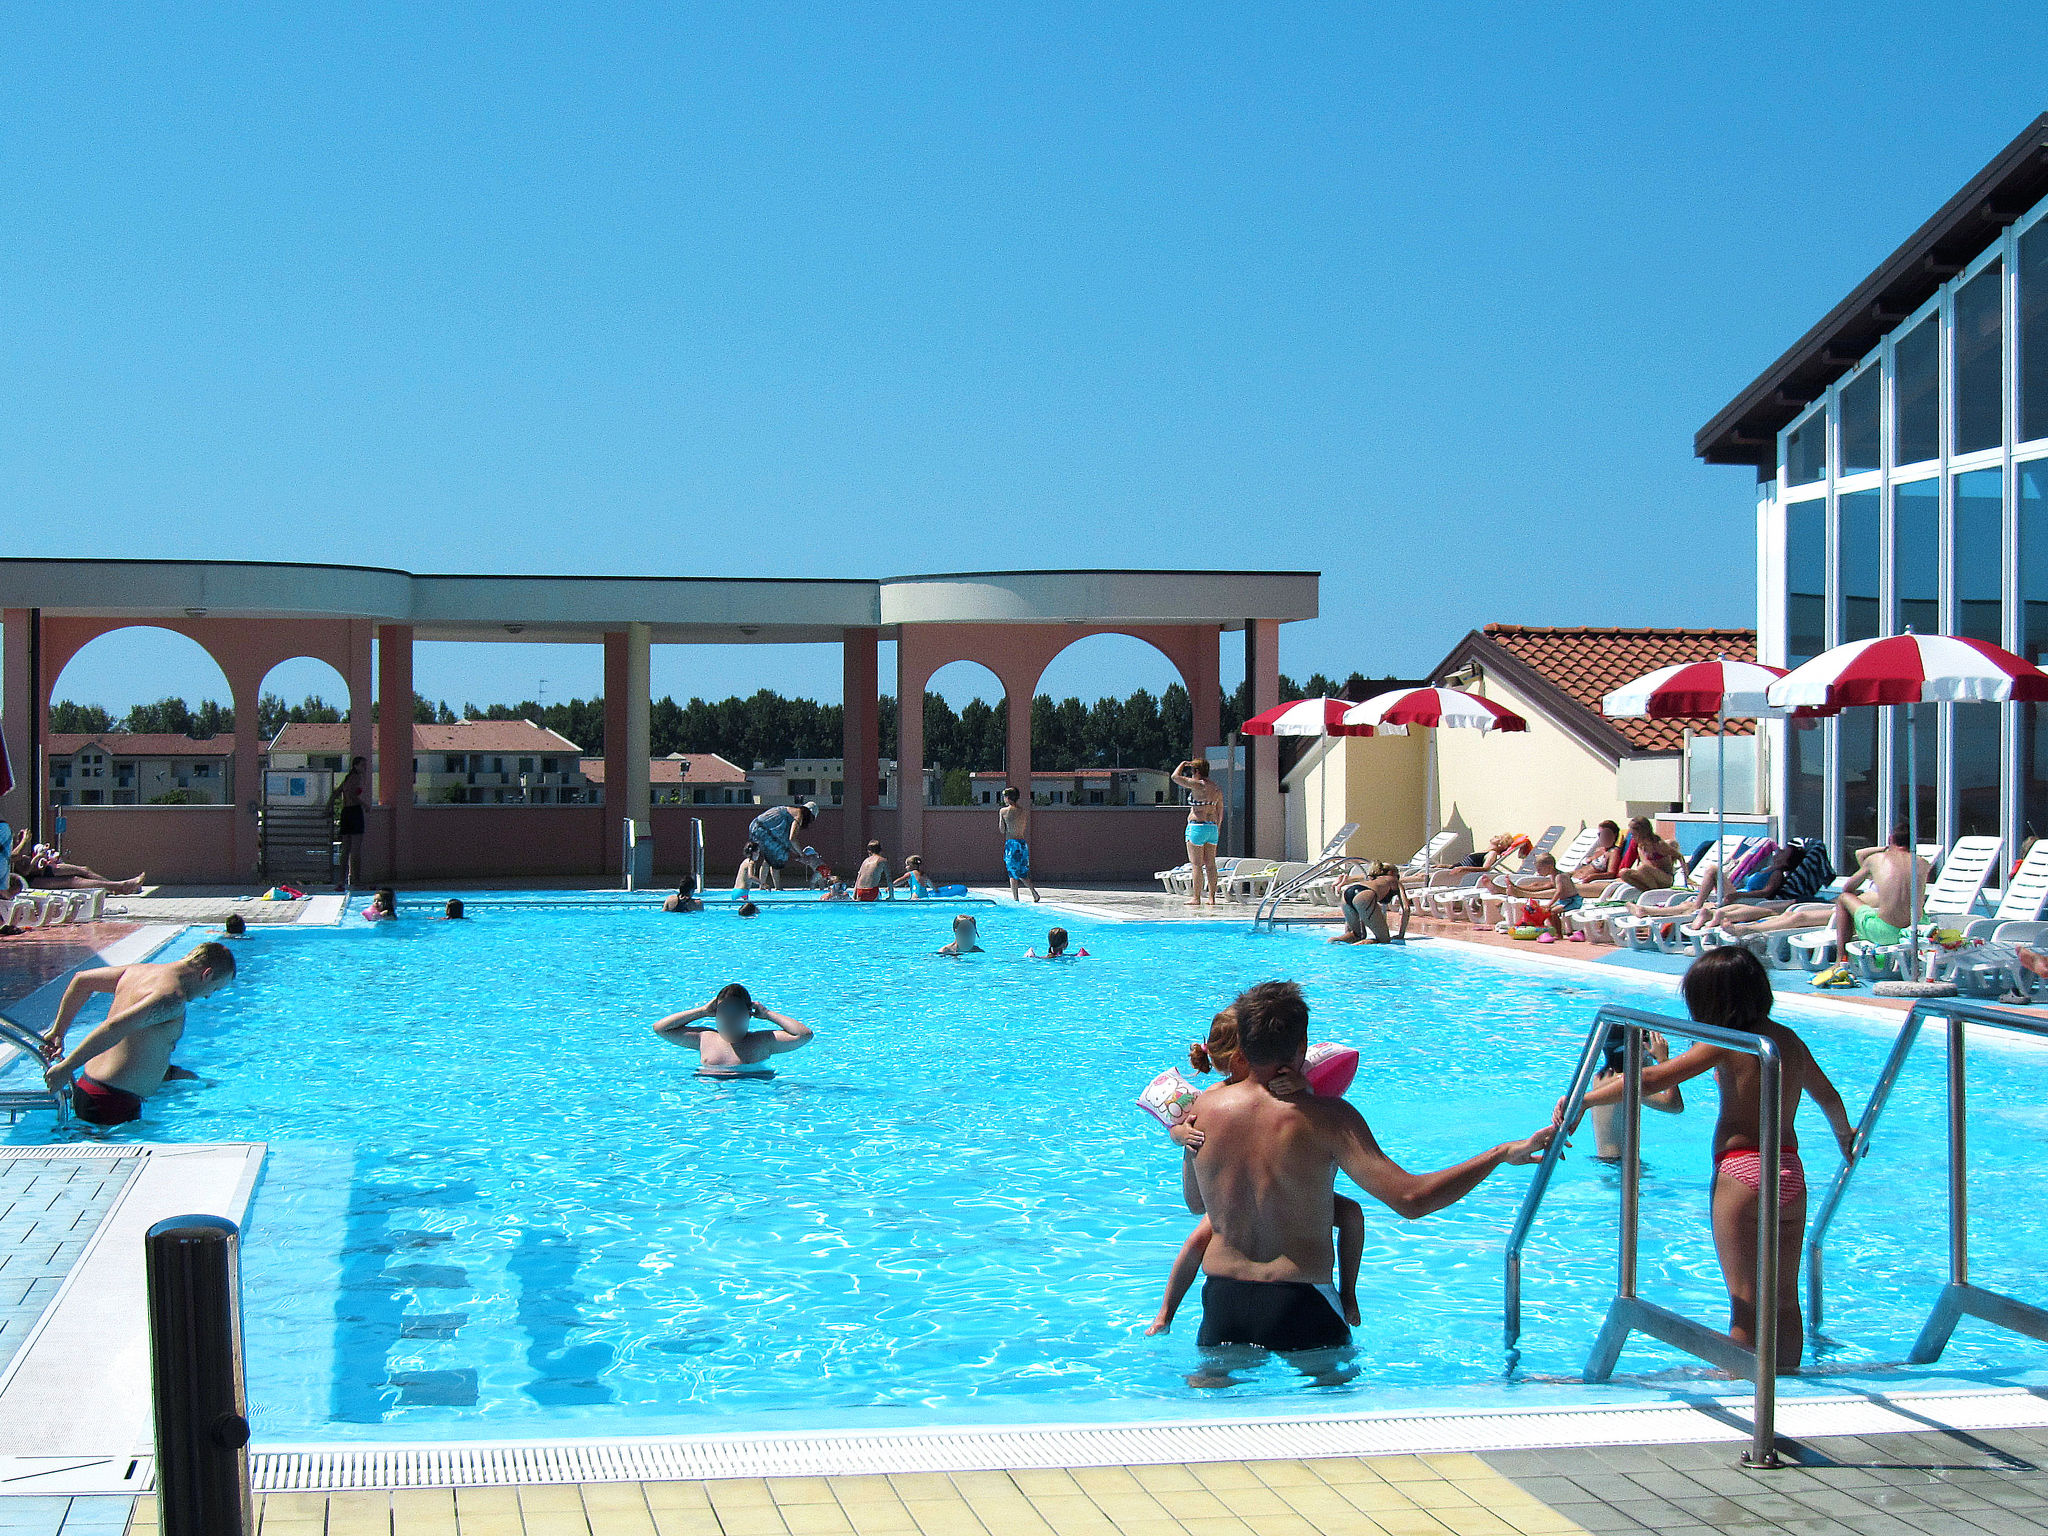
[816, 866, 850, 901]
[652, 982, 814, 1076]
[937, 914, 983, 956]
[854, 841, 890, 901]
[893, 855, 936, 898]
[1027, 927, 1086, 959]
[36, 942, 236, 1126]
[663, 876, 701, 913]
[1178, 980, 1552, 1359]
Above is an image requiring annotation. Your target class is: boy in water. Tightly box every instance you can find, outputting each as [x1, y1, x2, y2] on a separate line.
[737, 901, 760, 919]
[652, 983, 814, 1076]
[223, 913, 247, 938]
[662, 877, 701, 913]
[444, 899, 466, 920]
[854, 841, 890, 902]
[1027, 927, 1085, 959]
[816, 866, 850, 901]
[37, 942, 236, 1126]
[937, 914, 982, 956]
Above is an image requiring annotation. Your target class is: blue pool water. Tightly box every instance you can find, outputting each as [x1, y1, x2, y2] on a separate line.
[24, 898, 2048, 1441]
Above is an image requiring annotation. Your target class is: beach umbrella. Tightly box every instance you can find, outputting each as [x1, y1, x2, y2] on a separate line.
[1603, 658, 1789, 895]
[1768, 633, 2048, 981]
[1238, 697, 1367, 737]
[1341, 687, 1527, 852]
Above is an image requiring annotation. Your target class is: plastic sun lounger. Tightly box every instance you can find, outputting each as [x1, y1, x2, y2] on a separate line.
[1962, 840, 2048, 937]
[1842, 835, 2002, 981]
[1603, 836, 1758, 951]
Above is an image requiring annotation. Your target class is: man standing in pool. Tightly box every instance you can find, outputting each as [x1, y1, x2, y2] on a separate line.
[1180, 980, 1552, 1357]
[652, 983, 813, 1076]
[37, 942, 237, 1126]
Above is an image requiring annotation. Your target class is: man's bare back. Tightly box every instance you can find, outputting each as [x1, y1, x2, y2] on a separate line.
[38, 944, 235, 1125]
[1185, 1079, 1345, 1284]
[1858, 844, 1929, 929]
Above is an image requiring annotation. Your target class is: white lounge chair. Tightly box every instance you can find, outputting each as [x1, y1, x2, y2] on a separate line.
[1963, 840, 2048, 939]
[1603, 836, 1758, 951]
[1826, 836, 2001, 979]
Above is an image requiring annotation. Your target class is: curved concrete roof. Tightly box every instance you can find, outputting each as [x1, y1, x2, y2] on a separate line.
[0, 559, 1316, 641]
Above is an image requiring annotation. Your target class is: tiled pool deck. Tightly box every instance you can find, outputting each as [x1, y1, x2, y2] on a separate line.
[3, 891, 2045, 1535]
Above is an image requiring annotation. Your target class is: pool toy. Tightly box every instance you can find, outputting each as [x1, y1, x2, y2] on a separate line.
[1510, 924, 1543, 941]
[936, 884, 969, 896]
[1304, 1042, 1359, 1097]
[1136, 1066, 1200, 1129]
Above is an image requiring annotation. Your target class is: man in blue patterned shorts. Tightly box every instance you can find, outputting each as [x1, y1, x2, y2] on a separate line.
[999, 786, 1040, 903]
[745, 801, 819, 888]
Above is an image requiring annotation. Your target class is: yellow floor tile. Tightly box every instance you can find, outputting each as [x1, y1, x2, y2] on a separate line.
[586, 1509, 658, 1536]
[1403, 1485, 1479, 1511]
[1247, 1462, 1322, 1489]
[257, 1523, 327, 1536]
[1305, 1460, 1384, 1487]
[1023, 1492, 1117, 1531]
[1363, 1458, 1436, 1485]
[1150, 1489, 1234, 1521]
[1501, 1512, 1585, 1536]
[261, 1493, 332, 1521]
[943, 1473, 1016, 1497]
[1272, 1488, 1365, 1524]
[456, 1488, 523, 1515]
[521, 1516, 598, 1536]
[1338, 1485, 1419, 1514]
[650, 1510, 725, 1536]
[582, 1484, 653, 1509]
[1083, 1490, 1169, 1521]
[453, 1516, 529, 1536]
[643, 1482, 716, 1511]
[1105, 1523, 1191, 1536]
[1069, 1467, 1145, 1496]
[1190, 1463, 1265, 1491]
[1169, 1517, 1255, 1536]
[332, 1517, 397, 1536]
[769, 1478, 838, 1506]
[780, 1504, 857, 1536]
[1435, 1514, 1522, 1536]
[706, 1479, 779, 1508]
[1371, 1512, 1453, 1536]
[1232, 1515, 1320, 1536]
[1419, 1455, 1492, 1481]
[1127, 1466, 1204, 1494]
[520, 1484, 591, 1513]
[1009, 1469, 1084, 1497]
[884, 1474, 957, 1501]
[837, 1501, 918, 1533]
[1208, 1486, 1290, 1518]
[903, 1502, 988, 1536]
[827, 1477, 899, 1502]
[712, 1506, 793, 1536]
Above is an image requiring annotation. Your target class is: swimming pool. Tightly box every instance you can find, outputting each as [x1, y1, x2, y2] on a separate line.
[24, 899, 2048, 1441]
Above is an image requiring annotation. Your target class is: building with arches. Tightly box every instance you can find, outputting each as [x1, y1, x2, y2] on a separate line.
[0, 561, 1315, 885]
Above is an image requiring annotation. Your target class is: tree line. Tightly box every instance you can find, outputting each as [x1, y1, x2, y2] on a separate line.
[47, 670, 1397, 773]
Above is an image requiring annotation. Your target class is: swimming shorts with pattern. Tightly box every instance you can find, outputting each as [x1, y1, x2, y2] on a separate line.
[1004, 838, 1030, 879]
[1186, 823, 1220, 847]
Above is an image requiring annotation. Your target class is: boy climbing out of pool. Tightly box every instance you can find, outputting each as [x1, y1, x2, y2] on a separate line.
[652, 983, 814, 1076]
[35, 942, 236, 1126]
[1557, 947, 1856, 1370]
[854, 841, 890, 902]
[1148, 1008, 1362, 1333]
[937, 914, 983, 956]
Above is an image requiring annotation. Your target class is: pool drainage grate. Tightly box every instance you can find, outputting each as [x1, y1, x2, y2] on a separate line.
[244, 1387, 2048, 1491]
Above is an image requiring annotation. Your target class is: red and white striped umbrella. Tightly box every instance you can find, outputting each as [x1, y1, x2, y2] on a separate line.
[1341, 686, 1526, 736]
[1238, 697, 1363, 737]
[1603, 658, 1788, 719]
[1767, 633, 2048, 709]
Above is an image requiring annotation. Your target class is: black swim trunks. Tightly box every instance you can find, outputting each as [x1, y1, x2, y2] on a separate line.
[337, 804, 366, 837]
[1196, 1275, 1351, 1352]
[71, 1073, 145, 1127]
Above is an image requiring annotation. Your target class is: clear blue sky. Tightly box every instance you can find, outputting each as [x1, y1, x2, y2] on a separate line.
[15, 4, 2048, 715]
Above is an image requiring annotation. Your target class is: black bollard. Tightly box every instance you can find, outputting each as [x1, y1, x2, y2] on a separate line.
[145, 1215, 253, 1536]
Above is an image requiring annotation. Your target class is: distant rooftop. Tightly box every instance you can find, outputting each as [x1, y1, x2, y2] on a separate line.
[580, 753, 748, 786]
[48, 732, 231, 758]
[271, 720, 582, 754]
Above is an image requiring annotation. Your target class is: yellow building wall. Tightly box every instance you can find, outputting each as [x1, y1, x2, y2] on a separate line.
[1289, 731, 1427, 864]
[1430, 673, 1635, 848]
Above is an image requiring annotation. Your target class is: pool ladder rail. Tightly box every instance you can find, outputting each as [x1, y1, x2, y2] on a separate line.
[1504, 1004, 1792, 1467]
[0, 1015, 68, 1124]
[1806, 995, 2048, 1365]
[1254, 825, 1413, 936]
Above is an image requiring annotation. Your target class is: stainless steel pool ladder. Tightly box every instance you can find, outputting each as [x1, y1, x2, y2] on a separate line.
[0, 1015, 66, 1124]
[1252, 825, 1380, 930]
[1503, 1004, 1789, 1468]
[1806, 996, 2048, 1365]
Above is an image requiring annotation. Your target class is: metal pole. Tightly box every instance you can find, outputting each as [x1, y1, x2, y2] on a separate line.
[1225, 731, 1240, 858]
[1907, 700, 1921, 980]
[1948, 1016, 1968, 1287]
[27, 609, 40, 849]
[1748, 1045, 1783, 1468]
[1619, 1026, 1642, 1300]
[1716, 704, 1727, 902]
[145, 1216, 253, 1536]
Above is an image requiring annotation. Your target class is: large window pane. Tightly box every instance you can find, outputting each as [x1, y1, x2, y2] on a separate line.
[1894, 479, 1940, 834]
[1785, 499, 1828, 838]
[1956, 262, 2005, 455]
[1953, 467, 2005, 836]
[2023, 223, 2048, 444]
[1895, 317, 1941, 464]
[1840, 366, 1881, 474]
[2022, 461, 2048, 842]
[1839, 490, 1882, 852]
[1785, 411, 1827, 487]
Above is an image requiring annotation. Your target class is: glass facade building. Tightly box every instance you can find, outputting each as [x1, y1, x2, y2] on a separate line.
[1754, 189, 2048, 861]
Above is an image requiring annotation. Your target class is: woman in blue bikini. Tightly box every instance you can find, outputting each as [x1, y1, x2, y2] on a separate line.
[1171, 758, 1226, 907]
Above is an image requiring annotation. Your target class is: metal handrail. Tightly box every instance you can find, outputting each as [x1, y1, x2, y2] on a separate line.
[1250, 825, 1361, 927]
[1805, 996, 2048, 1364]
[0, 1016, 65, 1122]
[1504, 1003, 1788, 1468]
[691, 817, 705, 893]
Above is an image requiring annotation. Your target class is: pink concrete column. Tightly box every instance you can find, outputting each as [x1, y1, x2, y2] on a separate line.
[346, 619, 375, 789]
[1191, 626, 1222, 756]
[1004, 679, 1033, 798]
[840, 627, 878, 868]
[896, 637, 927, 858]
[227, 659, 264, 881]
[1, 610, 32, 835]
[603, 632, 628, 878]
[1246, 619, 1282, 858]
[376, 625, 413, 879]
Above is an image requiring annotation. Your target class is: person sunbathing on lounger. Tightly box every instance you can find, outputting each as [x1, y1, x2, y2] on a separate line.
[1571, 820, 1625, 881]
[1825, 827, 1928, 957]
[10, 831, 143, 894]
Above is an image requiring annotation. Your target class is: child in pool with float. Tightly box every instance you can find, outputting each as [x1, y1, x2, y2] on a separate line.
[1147, 1007, 1364, 1334]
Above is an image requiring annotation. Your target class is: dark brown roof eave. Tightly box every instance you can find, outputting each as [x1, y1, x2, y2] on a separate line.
[1696, 113, 2048, 470]
[1431, 631, 1673, 768]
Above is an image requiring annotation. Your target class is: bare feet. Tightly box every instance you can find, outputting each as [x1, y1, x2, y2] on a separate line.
[2019, 946, 2048, 980]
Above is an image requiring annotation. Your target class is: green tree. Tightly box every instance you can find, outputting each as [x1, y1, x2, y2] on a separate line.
[48, 701, 113, 733]
[125, 696, 194, 735]
[939, 767, 974, 805]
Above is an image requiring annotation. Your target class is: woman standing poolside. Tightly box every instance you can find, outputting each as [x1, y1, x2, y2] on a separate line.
[1171, 758, 1225, 907]
[1563, 947, 1856, 1370]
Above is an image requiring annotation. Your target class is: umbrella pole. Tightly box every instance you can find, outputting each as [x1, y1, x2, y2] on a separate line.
[1716, 706, 1727, 903]
[1906, 701, 1921, 980]
[1426, 729, 1437, 849]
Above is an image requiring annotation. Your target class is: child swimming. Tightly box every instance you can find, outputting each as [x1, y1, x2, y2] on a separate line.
[652, 982, 815, 1077]
[1147, 1008, 1364, 1334]
[363, 887, 397, 922]
[1027, 927, 1087, 959]
[937, 914, 983, 956]
[816, 867, 850, 901]
[737, 901, 760, 918]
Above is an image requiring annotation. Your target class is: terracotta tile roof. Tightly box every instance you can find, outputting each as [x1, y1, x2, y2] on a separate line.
[270, 721, 584, 754]
[579, 753, 749, 786]
[48, 733, 233, 758]
[1479, 626, 1760, 753]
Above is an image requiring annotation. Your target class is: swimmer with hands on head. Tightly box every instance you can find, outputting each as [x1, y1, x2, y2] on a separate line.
[653, 983, 814, 1076]
[937, 914, 983, 957]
